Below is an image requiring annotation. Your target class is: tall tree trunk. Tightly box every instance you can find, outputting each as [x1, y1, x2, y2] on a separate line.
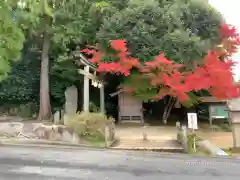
[162, 97, 176, 124]
[38, 32, 52, 120]
[165, 98, 176, 123]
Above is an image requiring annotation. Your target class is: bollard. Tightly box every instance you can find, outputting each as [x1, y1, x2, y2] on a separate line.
[142, 125, 148, 141]
[176, 122, 181, 141]
[176, 121, 181, 128]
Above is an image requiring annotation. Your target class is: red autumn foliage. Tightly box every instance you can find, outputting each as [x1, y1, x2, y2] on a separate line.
[220, 24, 240, 57]
[221, 24, 238, 39]
[81, 24, 240, 102]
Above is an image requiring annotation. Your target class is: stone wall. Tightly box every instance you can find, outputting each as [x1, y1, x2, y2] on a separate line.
[0, 121, 116, 147]
[0, 122, 80, 144]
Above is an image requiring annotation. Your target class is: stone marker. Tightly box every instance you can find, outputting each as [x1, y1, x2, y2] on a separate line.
[64, 85, 78, 124]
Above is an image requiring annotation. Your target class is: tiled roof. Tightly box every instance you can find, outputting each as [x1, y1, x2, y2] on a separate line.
[199, 96, 227, 103]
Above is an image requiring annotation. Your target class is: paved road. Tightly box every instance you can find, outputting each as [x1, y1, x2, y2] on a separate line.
[0, 146, 240, 180]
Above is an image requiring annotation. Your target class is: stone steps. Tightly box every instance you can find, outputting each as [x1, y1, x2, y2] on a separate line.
[111, 139, 184, 153]
[118, 136, 175, 140]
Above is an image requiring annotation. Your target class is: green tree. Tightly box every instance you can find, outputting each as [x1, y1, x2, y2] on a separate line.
[0, 0, 127, 119]
[0, 40, 40, 104]
[96, 0, 224, 123]
[97, 0, 223, 63]
[0, 0, 25, 81]
[13, 0, 123, 120]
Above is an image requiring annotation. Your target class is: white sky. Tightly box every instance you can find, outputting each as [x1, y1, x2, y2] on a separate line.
[209, 0, 240, 81]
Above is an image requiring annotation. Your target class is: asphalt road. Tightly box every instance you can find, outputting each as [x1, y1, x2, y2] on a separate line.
[0, 146, 240, 180]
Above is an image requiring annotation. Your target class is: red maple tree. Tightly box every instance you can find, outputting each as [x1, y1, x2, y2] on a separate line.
[81, 24, 240, 102]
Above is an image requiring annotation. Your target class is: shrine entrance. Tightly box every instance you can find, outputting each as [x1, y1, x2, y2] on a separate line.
[73, 51, 105, 114]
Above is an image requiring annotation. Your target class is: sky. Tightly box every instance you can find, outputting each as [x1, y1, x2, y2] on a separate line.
[209, 0, 240, 81]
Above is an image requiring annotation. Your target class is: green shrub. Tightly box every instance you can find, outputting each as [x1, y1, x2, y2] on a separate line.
[187, 133, 197, 153]
[65, 112, 114, 140]
[89, 102, 100, 112]
[0, 102, 38, 117]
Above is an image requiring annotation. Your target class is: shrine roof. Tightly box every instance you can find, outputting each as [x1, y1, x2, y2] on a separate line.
[199, 96, 227, 103]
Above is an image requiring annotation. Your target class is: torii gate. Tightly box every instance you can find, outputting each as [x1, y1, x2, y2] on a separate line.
[73, 51, 105, 114]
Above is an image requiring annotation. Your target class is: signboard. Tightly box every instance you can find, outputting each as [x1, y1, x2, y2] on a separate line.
[187, 113, 198, 130]
[210, 105, 228, 119]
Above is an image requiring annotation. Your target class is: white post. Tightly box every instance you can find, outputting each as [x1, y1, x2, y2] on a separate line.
[100, 85, 105, 114]
[83, 66, 90, 112]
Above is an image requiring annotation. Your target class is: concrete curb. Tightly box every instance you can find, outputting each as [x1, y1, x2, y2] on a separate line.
[1, 140, 236, 159]
[0, 139, 106, 150]
[0, 139, 184, 153]
[111, 147, 185, 153]
[0, 138, 118, 150]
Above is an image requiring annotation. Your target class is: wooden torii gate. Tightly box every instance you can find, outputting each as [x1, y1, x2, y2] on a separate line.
[73, 52, 105, 114]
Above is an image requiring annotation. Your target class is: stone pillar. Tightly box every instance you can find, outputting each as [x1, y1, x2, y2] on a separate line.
[227, 99, 240, 150]
[100, 85, 105, 114]
[229, 111, 240, 148]
[83, 66, 90, 112]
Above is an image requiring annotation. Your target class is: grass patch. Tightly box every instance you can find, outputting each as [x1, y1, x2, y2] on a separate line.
[194, 150, 210, 156]
[222, 148, 234, 156]
[207, 124, 231, 132]
[187, 133, 201, 154]
[187, 134, 195, 154]
[84, 135, 106, 148]
[218, 124, 232, 132]
[188, 134, 210, 156]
